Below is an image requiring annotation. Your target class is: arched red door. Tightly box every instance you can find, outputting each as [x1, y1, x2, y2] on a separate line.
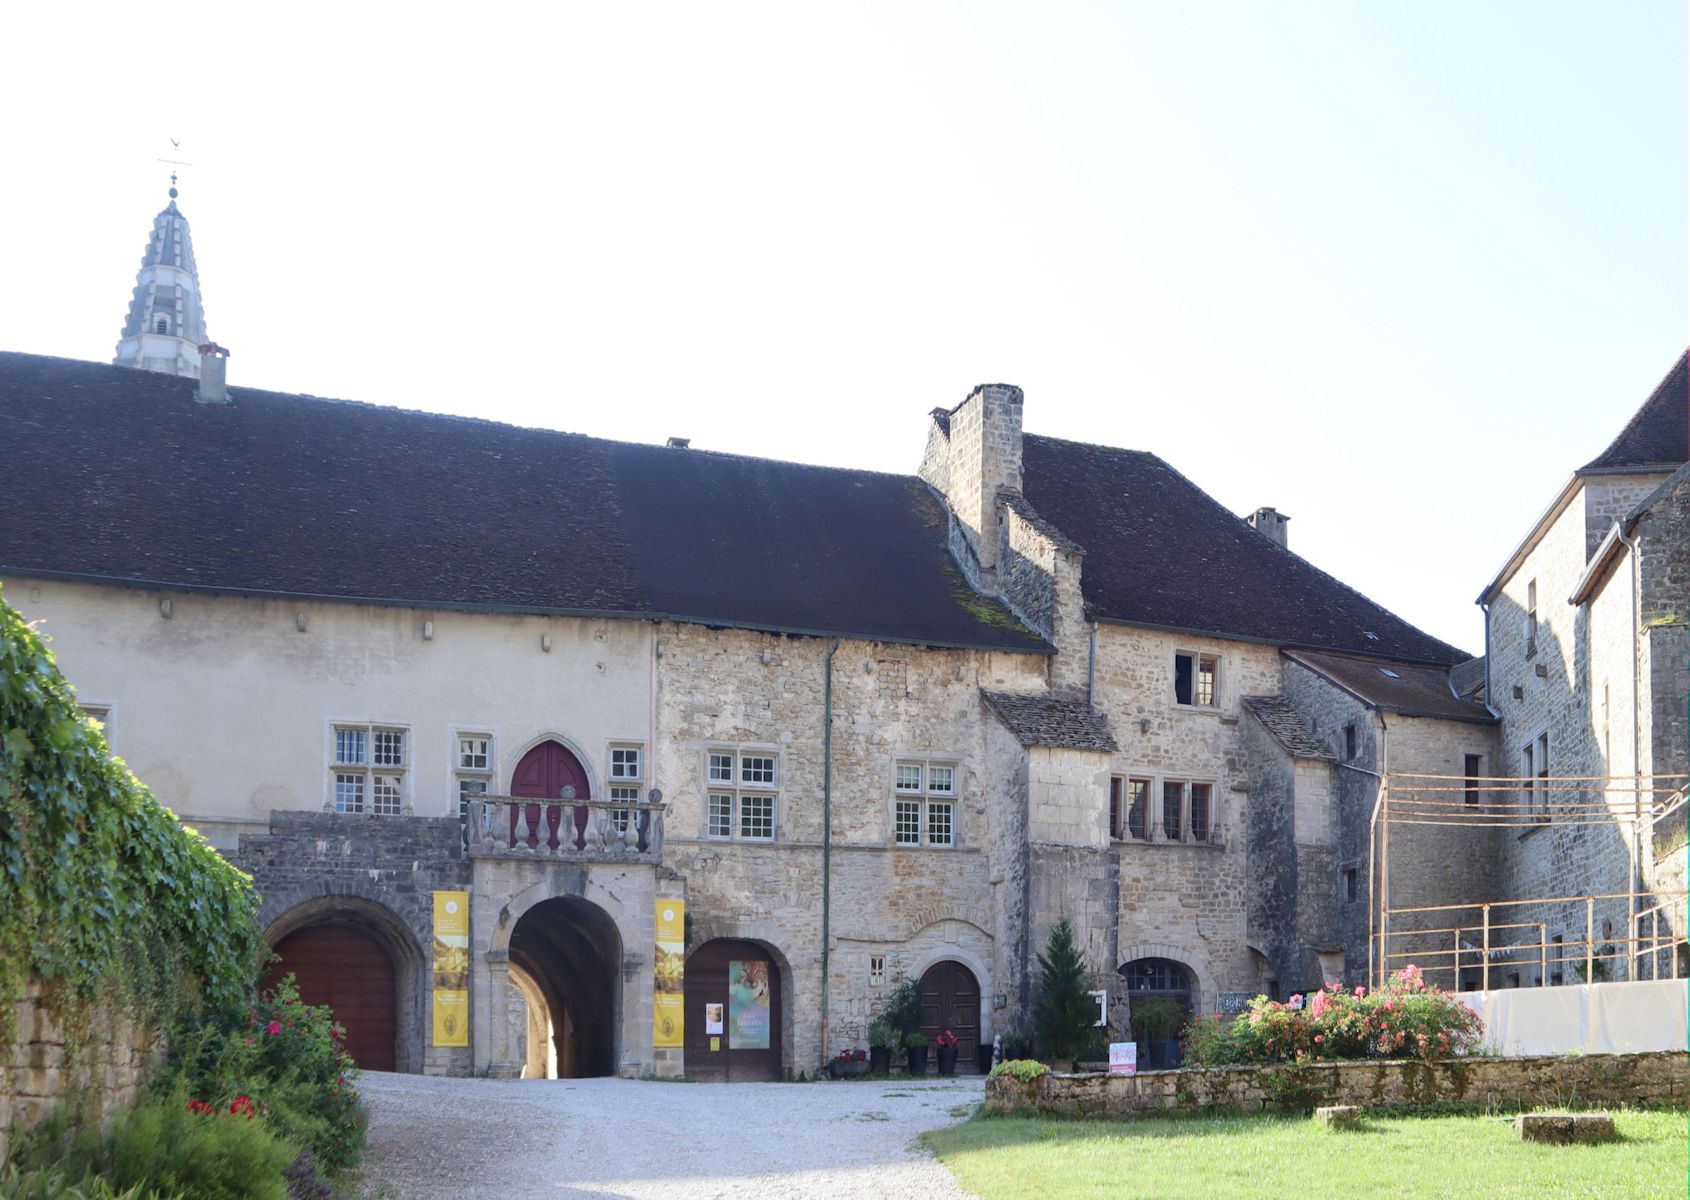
[510, 740, 591, 848]
[266, 926, 396, 1072]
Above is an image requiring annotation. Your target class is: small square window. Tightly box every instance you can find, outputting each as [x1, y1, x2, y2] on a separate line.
[708, 752, 735, 783]
[869, 955, 886, 987]
[611, 747, 642, 780]
[372, 729, 405, 768]
[335, 728, 367, 766]
[334, 773, 365, 813]
[927, 765, 955, 795]
[741, 755, 776, 786]
[896, 763, 923, 793]
[458, 736, 490, 771]
[371, 774, 404, 816]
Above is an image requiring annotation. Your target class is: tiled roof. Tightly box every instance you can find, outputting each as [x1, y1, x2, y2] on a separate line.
[1241, 695, 1334, 760]
[1283, 649, 1496, 724]
[0, 354, 1048, 653]
[1449, 656, 1488, 704]
[1020, 435, 1469, 663]
[981, 691, 1118, 752]
[1581, 351, 1689, 472]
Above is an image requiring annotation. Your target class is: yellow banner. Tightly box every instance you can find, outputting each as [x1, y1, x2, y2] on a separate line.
[433, 890, 470, 1047]
[654, 898, 685, 1047]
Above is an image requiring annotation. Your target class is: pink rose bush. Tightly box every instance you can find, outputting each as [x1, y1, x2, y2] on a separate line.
[1183, 964, 1482, 1067]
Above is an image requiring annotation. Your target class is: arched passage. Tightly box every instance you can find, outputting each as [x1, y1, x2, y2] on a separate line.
[684, 939, 784, 1081]
[1119, 956, 1194, 1070]
[508, 896, 621, 1078]
[263, 894, 424, 1074]
[918, 960, 981, 1063]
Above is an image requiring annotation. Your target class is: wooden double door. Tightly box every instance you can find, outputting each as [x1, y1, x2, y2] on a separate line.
[266, 925, 396, 1072]
[919, 961, 981, 1062]
[683, 940, 782, 1081]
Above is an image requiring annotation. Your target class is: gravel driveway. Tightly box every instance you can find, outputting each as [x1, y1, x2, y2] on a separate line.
[357, 1072, 984, 1199]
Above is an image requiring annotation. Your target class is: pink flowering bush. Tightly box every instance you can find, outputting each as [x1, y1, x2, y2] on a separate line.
[1183, 965, 1483, 1067]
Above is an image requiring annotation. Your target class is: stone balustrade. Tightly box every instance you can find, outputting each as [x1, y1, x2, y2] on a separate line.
[466, 794, 665, 863]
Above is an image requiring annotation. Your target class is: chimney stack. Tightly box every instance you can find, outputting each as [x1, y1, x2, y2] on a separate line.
[1248, 506, 1290, 549]
[949, 383, 1024, 583]
[196, 343, 230, 404]
[666, 437, 691, 449]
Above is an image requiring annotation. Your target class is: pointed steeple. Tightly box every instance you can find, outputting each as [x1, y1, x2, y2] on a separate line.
[113, 174, 210, 378]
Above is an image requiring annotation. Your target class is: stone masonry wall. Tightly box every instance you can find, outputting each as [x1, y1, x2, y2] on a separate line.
[1638, 469, 1689, 796]
[987, 1050, 1687, 1118]
[1, 985, 165, 1167]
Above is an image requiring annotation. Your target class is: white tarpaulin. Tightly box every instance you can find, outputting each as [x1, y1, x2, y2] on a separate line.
[1457, 979, 1687, 1055]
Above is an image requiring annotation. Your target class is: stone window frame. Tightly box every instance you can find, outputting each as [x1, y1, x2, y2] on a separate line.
[1109, 775, 1152, 842]
[1520, 727, 1550, 824]
[1118, 771, 1220, 845]
[702, 744, 780, 843]
[1172, 649, 1222, 711]
[607, 741, 646, 833]
[890, 755, 960, 849]
[77, 700, 116, 750]
[452, 727, 497, 820]
[1524, 578, 1538, 659]
[326, 718, 411, 816]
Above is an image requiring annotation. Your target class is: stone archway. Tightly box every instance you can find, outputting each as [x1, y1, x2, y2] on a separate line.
[263, 894, 426, 1074]
[507, 895, 623, 1078]
[918, 960, 982, 1063]
[1119, 956, 1195, 1070]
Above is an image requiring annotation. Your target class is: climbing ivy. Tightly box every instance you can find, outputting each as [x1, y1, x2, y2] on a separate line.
[0, 585, 263, 1046]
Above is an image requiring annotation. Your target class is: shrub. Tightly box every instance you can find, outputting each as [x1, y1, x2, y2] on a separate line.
[903, 1031, 929, 1049]
[987, 1059, 1050, 1083]
[1128, 997, 1186, 1043]
[1183, 965, 1484, 1067]
[89, 1097, 293, 1200]
[1033, 919, 1095, 1062]
[166, 975, 366, 1177]
[0, 1165, 174, 1199]
[867, 1019, 901, 1051]
[996, 1030, 1032, 1061]
[879, 977, 924, 1045]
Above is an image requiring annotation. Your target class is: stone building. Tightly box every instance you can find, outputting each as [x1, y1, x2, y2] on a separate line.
[2, 185, 1671, 1081]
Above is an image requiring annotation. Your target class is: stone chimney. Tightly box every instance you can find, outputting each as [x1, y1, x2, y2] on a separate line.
[1249, 506, 1290, 549]
[948, 384, 1024, 583]
[196, 343, 230, 404]
[666, 437, 691, 449]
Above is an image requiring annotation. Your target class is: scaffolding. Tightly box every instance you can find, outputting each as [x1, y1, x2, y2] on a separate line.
[1369, 771, 1689, 991]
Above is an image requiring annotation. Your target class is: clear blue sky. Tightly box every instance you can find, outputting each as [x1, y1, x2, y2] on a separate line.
[4, 1, 1684, 654]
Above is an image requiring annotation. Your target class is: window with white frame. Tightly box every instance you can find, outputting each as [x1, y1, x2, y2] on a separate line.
[1522, 732, 1549, 817]
[608, 744, 644, 832]
[704, 749, 778, 841]
[332, 724, 407, 815]
[1525, 579, 1538, 658]
[455, 733, 493, 819]
[1173, 652, 1220, 708]
[893, 760, 956, 847]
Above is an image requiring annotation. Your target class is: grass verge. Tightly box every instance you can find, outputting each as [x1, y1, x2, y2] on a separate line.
[921, 1108, 1687, 1199]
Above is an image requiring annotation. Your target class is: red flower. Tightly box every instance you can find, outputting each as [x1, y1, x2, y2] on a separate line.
[229, 1095, 256, 1118]
[265, 1020, 283, 1035]
[186, 1099, 215, 1116]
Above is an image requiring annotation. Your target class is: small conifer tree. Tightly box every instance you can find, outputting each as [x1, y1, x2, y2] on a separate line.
[1033, 918, 1096, 1062]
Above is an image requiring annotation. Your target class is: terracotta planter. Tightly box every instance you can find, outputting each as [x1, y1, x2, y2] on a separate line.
[936, 1046, 958, 1076]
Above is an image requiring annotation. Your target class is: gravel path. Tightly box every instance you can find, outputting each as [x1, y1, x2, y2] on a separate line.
[356, 1072, 984, 1199]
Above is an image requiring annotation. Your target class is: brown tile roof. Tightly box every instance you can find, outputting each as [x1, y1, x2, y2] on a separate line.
[0, 354, 1048, 653]
[981, 691, 1118, 752]
[1283, 649, 1496, 724]
[1241, 695, 1334, 760]
[1020, 435, 1469, 664]
[1582, 351, 1689, 472]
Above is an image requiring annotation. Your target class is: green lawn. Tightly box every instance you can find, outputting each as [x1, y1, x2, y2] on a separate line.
[922, 1109, 1688, 1200]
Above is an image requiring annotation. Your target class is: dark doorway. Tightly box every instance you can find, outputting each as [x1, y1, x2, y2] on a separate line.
[684, 940, 783, 1081]
[510, 739, 592, 849]
[508, 896, 621, 1078]
[1120, 957, 1194, 1070]
[267, 925, 396, 1072]
[919, 961, 981, 1062]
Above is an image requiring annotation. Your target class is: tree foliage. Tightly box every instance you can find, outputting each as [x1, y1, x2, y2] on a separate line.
[0, 586, 263, 1046]
[1033, 919, 1096, 1062]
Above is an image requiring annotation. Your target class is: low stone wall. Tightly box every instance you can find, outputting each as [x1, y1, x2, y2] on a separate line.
[1, 985, 164, 1165]
[985, 1052, 1688, 1118]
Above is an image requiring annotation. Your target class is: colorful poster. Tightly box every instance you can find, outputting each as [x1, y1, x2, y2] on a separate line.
[728, 959, 771, 1049]
[654, 899, 685, 1048]
[705, 1003, 725, 1035]
[432, 891, 470, 1047]
[1108, 1042, 1138, 1075]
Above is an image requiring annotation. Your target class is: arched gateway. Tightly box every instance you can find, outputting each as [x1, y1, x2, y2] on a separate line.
[508, 896, 622, 1078]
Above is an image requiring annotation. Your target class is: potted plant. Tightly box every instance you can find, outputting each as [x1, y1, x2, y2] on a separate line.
[868, 1019, 899, 1075]
[828, 1047, 869, 1079]
[934, 1028, 960, 1076]
[975, 1033, 996, 1076]
[1129, 997, 1187, 1070]
[904, 1030, 929, 1076]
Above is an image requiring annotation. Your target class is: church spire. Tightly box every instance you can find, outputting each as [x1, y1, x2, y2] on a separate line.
[113, 169, 210, 379]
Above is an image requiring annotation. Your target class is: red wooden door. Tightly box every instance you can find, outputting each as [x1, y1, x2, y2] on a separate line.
[510, 740, 591, 848]
[920, 961, 980, 1062]
[266, 925, 396, 1072]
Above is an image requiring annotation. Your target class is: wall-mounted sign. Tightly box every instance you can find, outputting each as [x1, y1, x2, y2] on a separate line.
[1108, 1042, 1137, 1075]
[1218, 992, 1257, 1015]
[993, 994, 1007, 1010]
[728, 960, 770, 1049]
[705, 1003, 725, 1036]
[431, 891, 470, 1047]
[654, 900, 685, 1048]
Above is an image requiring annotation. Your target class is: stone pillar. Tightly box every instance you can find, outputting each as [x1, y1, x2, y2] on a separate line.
[478, 950, 521, 1078]
[948, 384, 1024, 584]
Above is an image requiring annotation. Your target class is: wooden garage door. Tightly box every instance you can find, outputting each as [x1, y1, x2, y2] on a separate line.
[267, 925, 396, 1072]
[683, 940, 782, 1082]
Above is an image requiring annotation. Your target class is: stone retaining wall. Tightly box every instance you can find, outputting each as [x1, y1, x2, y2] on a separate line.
[985, 1051, 1688, 1118]
[1, 984, 164, 1165]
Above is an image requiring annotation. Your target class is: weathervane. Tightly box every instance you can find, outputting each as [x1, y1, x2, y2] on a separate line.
[156, 137, 193, 199]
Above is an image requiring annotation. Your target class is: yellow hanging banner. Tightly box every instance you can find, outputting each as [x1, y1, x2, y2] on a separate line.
[654, 898, 685, 1048]
[432, 891, 471, 1047]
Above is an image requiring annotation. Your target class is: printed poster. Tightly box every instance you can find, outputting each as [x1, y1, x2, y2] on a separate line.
[654, 899, 685, 1048]
[1108, 1042, 1138, 1075]
[432, 891, 470, 1047]
[728, 959, 770, 1049]
[705, 1003, 725, 1035]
